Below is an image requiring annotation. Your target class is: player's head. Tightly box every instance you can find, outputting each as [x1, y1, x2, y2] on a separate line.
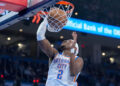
[60, 39, 79, 55]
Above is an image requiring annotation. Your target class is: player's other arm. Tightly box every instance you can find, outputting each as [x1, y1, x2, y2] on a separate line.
[70, 32, 84, 76]
[70, 55, 84, 76]
[37, 18, 58, 58]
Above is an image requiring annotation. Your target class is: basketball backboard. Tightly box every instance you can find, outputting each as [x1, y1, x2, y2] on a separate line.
[0, 0, 61, 30]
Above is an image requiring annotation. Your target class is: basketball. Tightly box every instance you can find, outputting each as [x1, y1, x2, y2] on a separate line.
[47, 8, 68, 31]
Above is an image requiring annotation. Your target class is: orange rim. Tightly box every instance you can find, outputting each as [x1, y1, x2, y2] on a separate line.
[56, 1, 74, 13]
[32, 1, 74, 23]
[38, 1, 74, 15]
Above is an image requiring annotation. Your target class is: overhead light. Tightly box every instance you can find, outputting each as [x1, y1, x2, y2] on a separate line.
[75, 12, 78, 16]
[51, 44, 54, 47]
[7, 37, 11, 41]
[18, 43, 24, 49]
[102, 52, 106, 56]
[60, 36, 64, 39]
[109, 57, 115, 63]
[19, 29, 23, 32]
[117, 45, 120, 49]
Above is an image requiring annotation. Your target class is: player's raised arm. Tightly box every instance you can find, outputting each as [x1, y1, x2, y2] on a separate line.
[37, 17, 58, 58]
[70, 32, 84, 76]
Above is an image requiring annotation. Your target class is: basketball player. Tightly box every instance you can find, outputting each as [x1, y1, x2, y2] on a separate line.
[37, 18, 84, 86]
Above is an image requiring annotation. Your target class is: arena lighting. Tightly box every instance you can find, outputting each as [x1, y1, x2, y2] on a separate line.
[117, 45, 120, 49]
[102, 52, 106, 56]
[17, 43, 24, 48]
[109, 57, 115, 63]
[33, 80, 36, 83]
[19, 29, 23, 32]
[7, 37, 11, 41]
[33, 79, 39, 83]
[36, 79, 39, 83]
[60, 36, 64, 39]
[75, 12, 78, 16]
[1, 74, 4, 78]
[51, 44, 54, 47]
[64, 18, 120, 39]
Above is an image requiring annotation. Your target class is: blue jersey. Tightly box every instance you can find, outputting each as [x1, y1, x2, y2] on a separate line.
[45, 53, 80, 86]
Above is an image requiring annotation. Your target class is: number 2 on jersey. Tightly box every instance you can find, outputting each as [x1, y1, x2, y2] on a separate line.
[57, 70, 63, 79]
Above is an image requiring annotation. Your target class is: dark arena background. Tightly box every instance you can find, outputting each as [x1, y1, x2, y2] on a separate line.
[0, 0, 120, 86]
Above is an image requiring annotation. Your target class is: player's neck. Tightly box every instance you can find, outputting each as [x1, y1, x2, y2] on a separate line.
[63, 50, 71, 56]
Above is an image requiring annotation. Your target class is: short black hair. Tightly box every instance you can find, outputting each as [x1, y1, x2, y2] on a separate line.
[58, 45, 66, 52]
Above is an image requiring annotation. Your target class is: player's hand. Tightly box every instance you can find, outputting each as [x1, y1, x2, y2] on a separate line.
[72, 32, 77, 43]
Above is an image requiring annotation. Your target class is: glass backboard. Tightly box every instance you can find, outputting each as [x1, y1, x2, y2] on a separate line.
[0, 0, 61, 30]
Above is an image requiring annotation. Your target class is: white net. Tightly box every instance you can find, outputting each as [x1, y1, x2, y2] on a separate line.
[32, 1, 74, 32]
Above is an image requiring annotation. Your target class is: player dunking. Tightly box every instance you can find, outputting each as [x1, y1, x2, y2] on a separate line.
[36, 18, 84, 86]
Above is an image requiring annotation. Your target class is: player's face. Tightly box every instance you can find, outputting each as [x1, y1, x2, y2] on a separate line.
[61, 39, 74, 50]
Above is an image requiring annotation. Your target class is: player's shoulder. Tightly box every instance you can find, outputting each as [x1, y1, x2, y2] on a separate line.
[75, 56, 84, 65]
[70, 53, 83, 61]
[53, 52, 63, 58]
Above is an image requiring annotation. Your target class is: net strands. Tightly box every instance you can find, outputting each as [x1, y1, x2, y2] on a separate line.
[32, 1, 74, 24]
[47, 8, 68, 32]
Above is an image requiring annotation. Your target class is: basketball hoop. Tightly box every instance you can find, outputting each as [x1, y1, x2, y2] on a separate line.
[32, 1, 74, 32]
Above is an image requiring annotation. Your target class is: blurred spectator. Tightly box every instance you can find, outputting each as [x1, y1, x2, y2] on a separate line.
[0, 48, 120, 85]
[0, 56, 48, 83]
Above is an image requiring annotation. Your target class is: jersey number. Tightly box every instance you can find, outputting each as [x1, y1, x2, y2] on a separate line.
[57, 70, 63, 79]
